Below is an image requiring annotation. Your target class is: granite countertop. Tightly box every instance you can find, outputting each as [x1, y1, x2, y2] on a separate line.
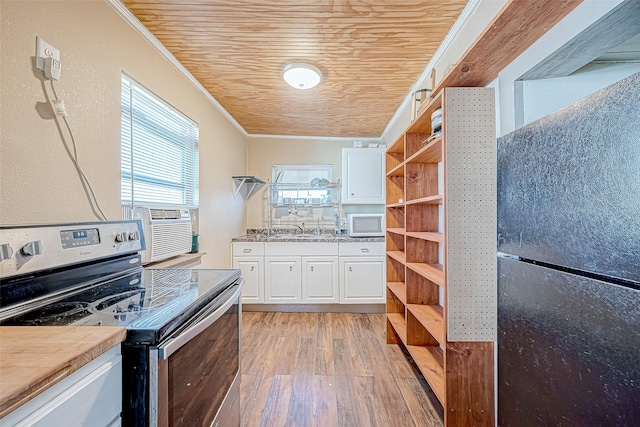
[0, 326, 127, 418]
[232, 230, 384, 243]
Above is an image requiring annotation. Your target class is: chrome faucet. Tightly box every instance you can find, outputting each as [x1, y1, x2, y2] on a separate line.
[294, 224, 305, 235]
[315, 218, 322, 235]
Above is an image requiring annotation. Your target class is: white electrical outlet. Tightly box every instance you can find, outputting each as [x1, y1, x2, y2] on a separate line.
[35, 36, 60, 71]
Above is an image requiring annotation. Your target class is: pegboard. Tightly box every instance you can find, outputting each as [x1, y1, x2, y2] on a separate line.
[444, 87, 497, 341]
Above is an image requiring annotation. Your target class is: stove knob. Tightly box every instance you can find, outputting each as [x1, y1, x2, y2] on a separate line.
[21, 241, 43, 256]
[0, 244, 13, 261]
[127, 231, 140, 241]
[114, 233, 127, 243]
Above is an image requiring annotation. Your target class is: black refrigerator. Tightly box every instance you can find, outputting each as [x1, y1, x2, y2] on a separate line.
[497, 71, 640, 426]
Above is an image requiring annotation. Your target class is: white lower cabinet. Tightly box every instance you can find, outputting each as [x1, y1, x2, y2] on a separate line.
[302, 257, 339, 303]
[233, 257, 264, 303]
[264, 242, 338, 304]
[1, 345, 122, 427]
[233, 240, 384, 305]
[232, 242, 265, 303]
[265, 256, 301, 303]
[339, 242, 386, 303]
[264, 255, 339, 304]
[339, 257, 386, 303]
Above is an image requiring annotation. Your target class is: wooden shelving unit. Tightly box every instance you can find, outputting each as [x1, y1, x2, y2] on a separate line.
[385, 87, 497, 426]
[406, 262, 444, 287]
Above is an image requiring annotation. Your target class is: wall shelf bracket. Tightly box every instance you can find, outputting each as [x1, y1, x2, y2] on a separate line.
[232, 176, 266, 200]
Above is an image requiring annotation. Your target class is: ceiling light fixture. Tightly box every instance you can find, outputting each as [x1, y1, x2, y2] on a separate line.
[283, 63, 322, 89]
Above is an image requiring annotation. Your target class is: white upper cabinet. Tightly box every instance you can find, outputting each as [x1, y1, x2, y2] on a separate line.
[341, 148, 385, 204]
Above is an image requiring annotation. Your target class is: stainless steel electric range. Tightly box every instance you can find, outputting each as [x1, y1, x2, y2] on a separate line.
[0, 220, 243, 427]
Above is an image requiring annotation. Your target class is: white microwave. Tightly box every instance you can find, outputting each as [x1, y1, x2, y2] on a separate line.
[347, 214, 385, 237]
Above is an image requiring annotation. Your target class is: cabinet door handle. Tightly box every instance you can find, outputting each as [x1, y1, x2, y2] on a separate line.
[243, 249, 251, 253]
[351, 193, 355, 196]
[361, 248, 369, 253]
[290, 266, 293, 272]
[349, 266, 352, 272]
[311, 266, 314, 272]
[250, 266, 254, 271]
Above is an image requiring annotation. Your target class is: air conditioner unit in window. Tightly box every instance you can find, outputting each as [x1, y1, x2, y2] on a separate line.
[133, 207, 192, 264]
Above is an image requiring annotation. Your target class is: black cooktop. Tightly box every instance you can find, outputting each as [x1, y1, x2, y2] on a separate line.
[0, 257, 239, 344]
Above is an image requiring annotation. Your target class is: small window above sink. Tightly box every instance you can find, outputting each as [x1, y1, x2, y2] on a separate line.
[268, 164, 342, 236]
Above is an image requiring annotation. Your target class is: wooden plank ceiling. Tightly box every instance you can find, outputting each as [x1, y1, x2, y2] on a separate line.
[123, 0, 468, 138]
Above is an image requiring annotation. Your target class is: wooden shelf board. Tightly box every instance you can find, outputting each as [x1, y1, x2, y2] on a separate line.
[386, 202, 405, 209]
[387, 282, 407, 305]
[406, 136, 443, 164]
[386, 251, 406, 265]
[388, 308, 445, 405]
[406, 345, 445, 405]
[405, 231, 443, 243]
[406, 262, 444, 287]
[432, 0, 583, 94]
[406, 92, 444, 134]
[387, 313, 407, 341]
[405, 195, 443, 206]
[388, 134, 404, 154]
[408, 304, 445, 345]
[386, 163, 405, 177]
[387, 228, 406, 236]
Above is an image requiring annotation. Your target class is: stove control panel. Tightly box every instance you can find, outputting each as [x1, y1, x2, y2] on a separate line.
[0, 220, 145, 279]
[60, 228, 100, 249]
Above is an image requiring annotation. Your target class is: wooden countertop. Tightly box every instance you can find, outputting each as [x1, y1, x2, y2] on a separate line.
[0, 326, 127, 418]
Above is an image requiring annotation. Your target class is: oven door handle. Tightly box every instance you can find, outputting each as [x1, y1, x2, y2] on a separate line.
[157, 279, 243, 359]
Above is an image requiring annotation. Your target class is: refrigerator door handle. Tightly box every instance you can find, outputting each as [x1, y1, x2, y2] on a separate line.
[497, 252, 520, 260]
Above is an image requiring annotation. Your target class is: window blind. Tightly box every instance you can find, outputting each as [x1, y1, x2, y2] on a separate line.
[121, 75, 199, 207]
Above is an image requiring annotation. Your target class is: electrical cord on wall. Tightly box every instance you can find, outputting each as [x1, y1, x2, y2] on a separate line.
[49, 80, 108, 221]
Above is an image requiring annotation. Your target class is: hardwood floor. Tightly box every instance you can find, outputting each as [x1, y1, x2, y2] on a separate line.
[240, 312, 444, 427]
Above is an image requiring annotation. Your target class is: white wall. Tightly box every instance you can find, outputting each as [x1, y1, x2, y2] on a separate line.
[497, 0, 626, 136]
[383, 0, 630, 143]
[522, 62, 640, 125]
[0, 0, 247, 268]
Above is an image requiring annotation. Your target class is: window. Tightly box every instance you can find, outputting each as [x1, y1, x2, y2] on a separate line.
[121, 74, 199, 208]
[271, 164, 333, 201]
[272, 164, 332, 184]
